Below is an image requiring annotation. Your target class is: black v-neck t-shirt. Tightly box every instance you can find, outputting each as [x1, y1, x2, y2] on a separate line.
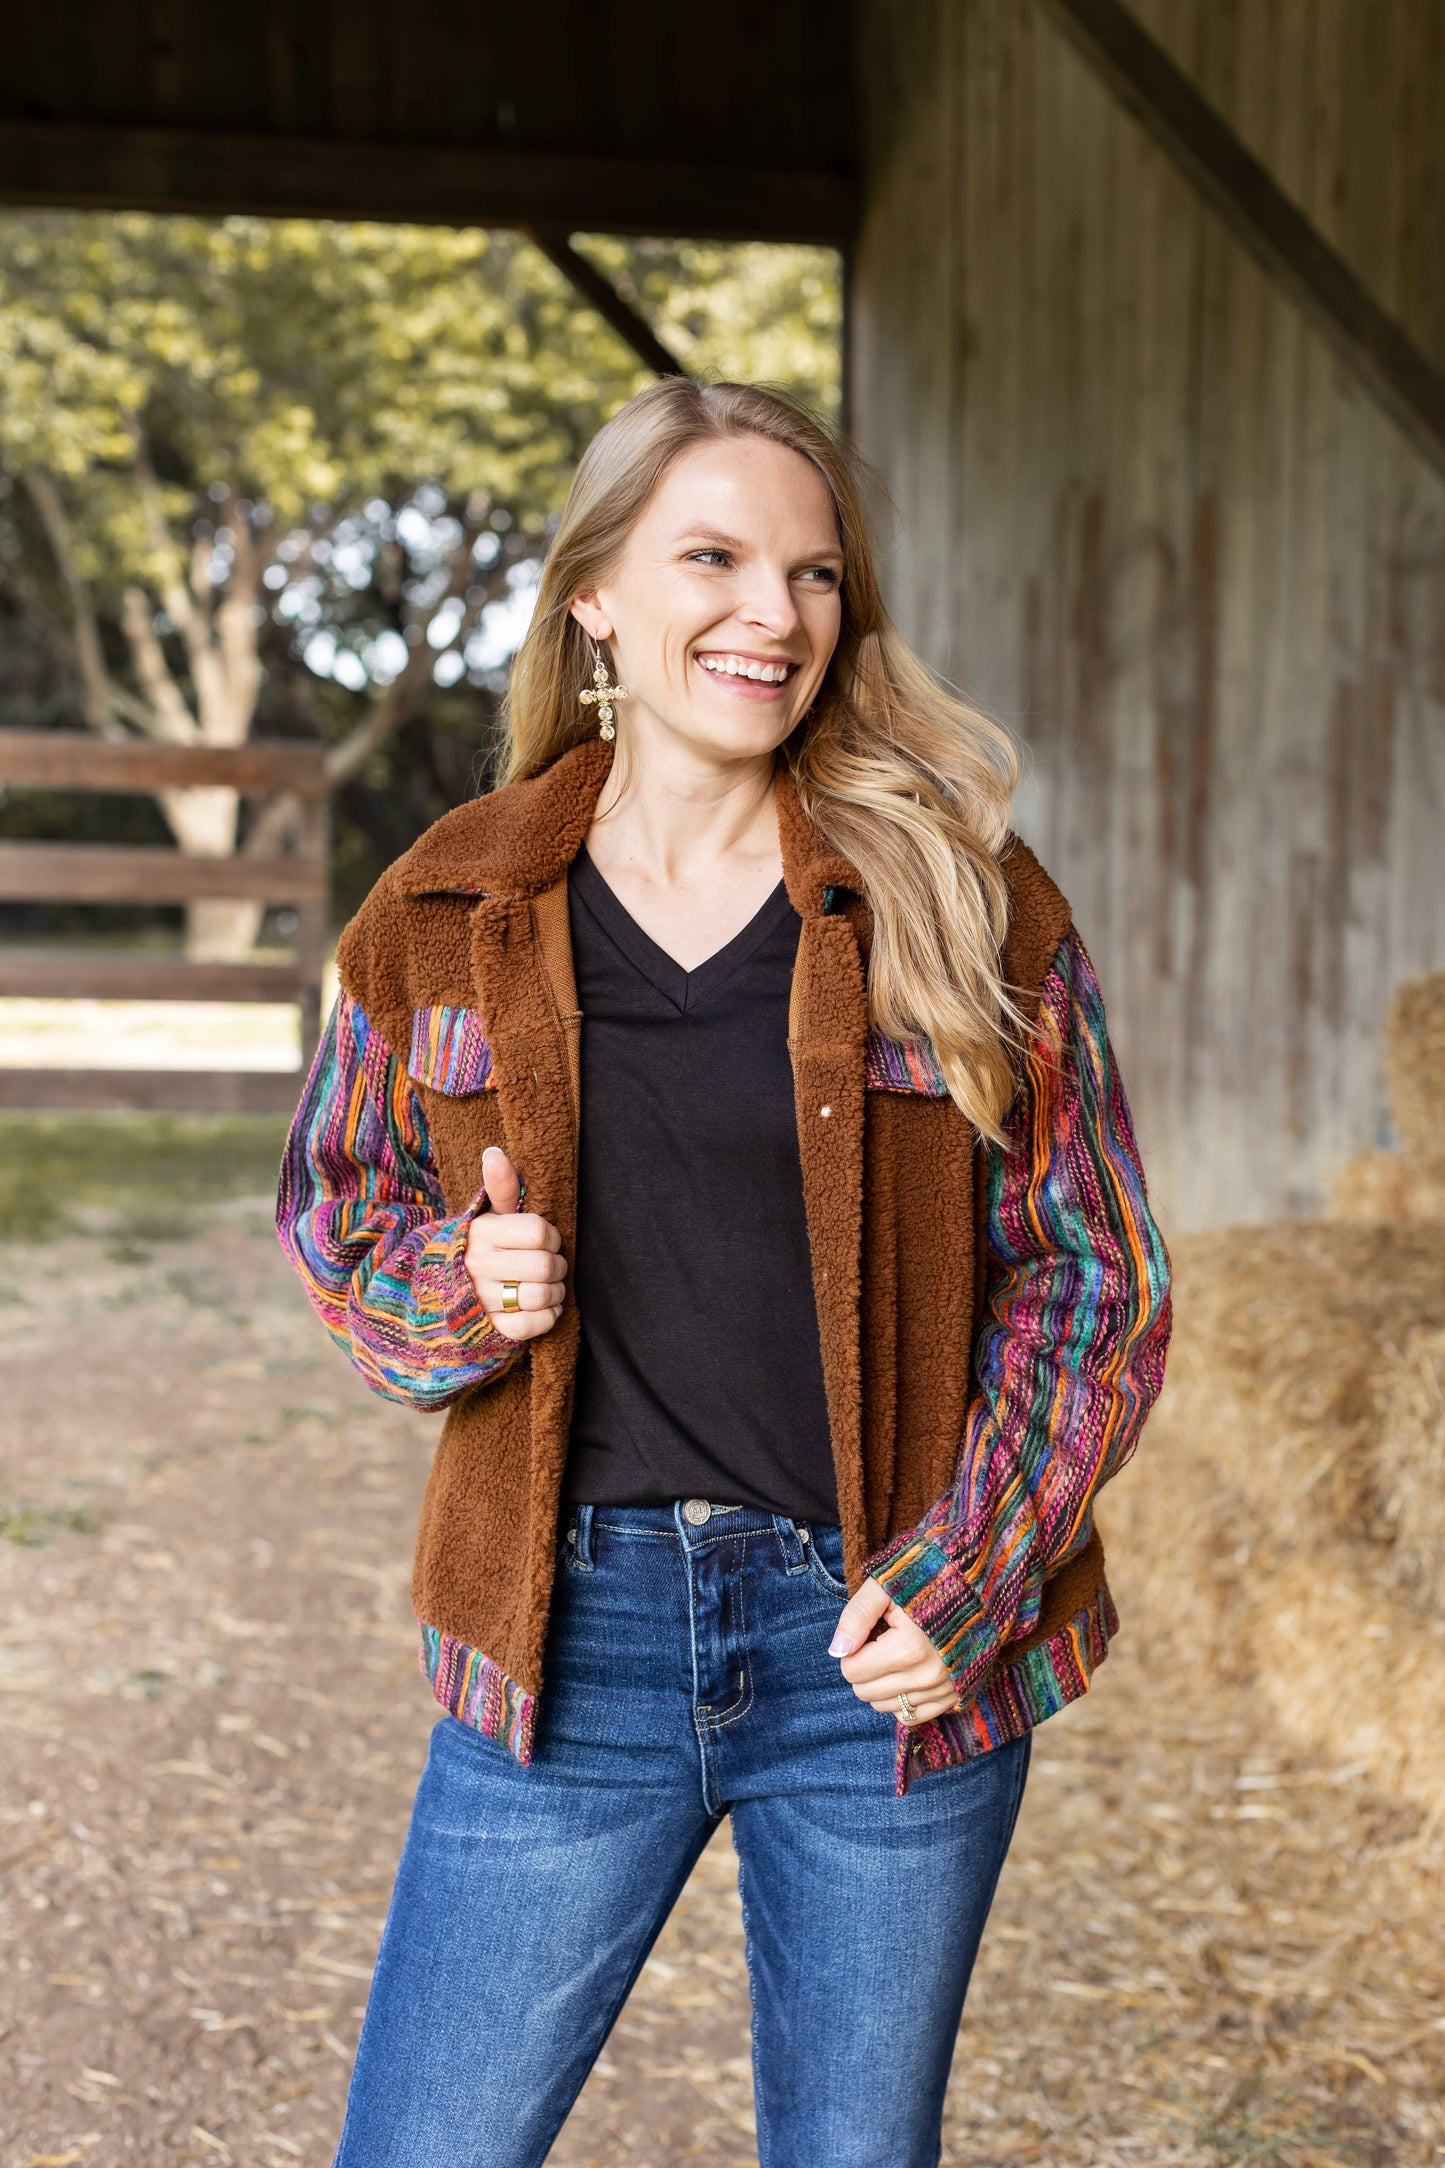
[561, 842, 839, 1523]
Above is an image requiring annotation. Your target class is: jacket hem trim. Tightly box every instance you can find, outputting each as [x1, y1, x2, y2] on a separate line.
[892, 1579, 1119, 1795]
[414, 1578, 1116, 1800]
[418, 1620, 536, 1764]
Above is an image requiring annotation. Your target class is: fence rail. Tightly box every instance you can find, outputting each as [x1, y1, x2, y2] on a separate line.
[0, 1068, 312, 1114]
[0, 733, 330, 796]
[0, 841, 328, 906]
[0, 732, 329, 1115]
[0, 956, 313, 1003]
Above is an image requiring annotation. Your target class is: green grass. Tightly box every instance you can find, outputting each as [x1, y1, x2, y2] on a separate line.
[0, 1498, 101, 1545]
[0, 1113, 289, 1244]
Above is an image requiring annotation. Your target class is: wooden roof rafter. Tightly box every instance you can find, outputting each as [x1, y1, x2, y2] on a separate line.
[520, 226, 688, 379]
[0, 121, 858, 248]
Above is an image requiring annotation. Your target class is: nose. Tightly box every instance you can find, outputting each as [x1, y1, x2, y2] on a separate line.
[737, 563, 803, 641]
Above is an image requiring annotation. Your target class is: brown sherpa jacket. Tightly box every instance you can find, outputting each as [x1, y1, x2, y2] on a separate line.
[281, 731, 1172, 1793]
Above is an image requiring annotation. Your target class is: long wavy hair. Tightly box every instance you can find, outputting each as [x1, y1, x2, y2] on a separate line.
[502, 379, 1025, 1141]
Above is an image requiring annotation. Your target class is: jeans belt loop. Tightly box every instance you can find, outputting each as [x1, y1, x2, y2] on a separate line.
[572, 1501, 596, 1571]
[772, 1514, 809, 1574]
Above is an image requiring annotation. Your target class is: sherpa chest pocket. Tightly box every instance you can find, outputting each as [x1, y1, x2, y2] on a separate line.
[406, 1007, 943, 1100]
[863, 1028, 950, 1096]
[406, 1005, 496, 1095]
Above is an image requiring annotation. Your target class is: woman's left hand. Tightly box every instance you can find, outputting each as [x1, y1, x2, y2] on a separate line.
[828, 1577, 961, 1726]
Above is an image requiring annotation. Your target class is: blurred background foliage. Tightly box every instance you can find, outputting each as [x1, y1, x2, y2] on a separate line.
[0, 212, 841, 938]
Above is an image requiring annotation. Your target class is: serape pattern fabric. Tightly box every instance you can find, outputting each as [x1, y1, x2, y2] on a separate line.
[867, 930, 1172, 1760]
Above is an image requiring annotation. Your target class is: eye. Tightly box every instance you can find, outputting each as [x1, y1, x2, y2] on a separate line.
[799, 566, 841, 587]
[686, 548, 733, 569]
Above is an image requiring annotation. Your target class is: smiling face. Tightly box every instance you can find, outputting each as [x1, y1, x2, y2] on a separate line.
[569, 432, 845, 765]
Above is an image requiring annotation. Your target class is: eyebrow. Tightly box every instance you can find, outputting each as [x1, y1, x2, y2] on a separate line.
[676, 525, 845, 562]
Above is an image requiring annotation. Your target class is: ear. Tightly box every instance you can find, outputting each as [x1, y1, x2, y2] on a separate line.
[568, 593, 614, 642]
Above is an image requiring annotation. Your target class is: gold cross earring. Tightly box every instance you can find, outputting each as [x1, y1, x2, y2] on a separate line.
[578, 637, 629, 741]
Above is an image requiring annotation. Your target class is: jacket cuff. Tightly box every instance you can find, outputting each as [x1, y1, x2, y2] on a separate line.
[417, 1189, 517, 1370]
[865, 1531, 1002, 1697]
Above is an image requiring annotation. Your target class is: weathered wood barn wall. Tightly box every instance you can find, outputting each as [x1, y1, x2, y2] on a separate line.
[851, 0, 1445, 1230]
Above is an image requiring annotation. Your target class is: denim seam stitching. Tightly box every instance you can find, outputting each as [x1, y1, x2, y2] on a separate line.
[679, 1503, 722, 1817]
[708, 1532, 755, 1733]
[734, 1843, 773, 2168]
[583, 1527, 676, 1539]
[807, 1553, 849, 1600]
[805, 1530, 849, 1600]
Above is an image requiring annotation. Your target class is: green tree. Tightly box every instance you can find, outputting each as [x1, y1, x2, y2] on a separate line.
[0, 212, 839, 954]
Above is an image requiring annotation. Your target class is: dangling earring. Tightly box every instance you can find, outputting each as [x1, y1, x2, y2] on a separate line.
[578, 637, 629, 741]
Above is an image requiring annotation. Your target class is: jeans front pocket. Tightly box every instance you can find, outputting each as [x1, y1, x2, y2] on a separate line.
[801, 1522, 849, 1601]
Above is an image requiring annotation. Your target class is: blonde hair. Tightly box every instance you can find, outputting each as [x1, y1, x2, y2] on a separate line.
[502, 379, 1024, 1141]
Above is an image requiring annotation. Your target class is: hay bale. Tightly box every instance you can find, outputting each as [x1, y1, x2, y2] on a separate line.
[1388, 972, 1445, 1173]
[1331, 1149, 1445, 1223]
[1253, 1556, 1445, 1809]
[1333, 972, 1445, 1220]
[1101, 1223, 1445, 1813]
[1375, 1325, 1445, 1616]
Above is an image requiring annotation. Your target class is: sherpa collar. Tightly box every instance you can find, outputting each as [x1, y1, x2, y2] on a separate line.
[395, 733, 862, 920]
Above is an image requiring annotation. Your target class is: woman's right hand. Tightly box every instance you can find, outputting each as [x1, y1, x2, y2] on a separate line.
[464, 1144, 568, 1342]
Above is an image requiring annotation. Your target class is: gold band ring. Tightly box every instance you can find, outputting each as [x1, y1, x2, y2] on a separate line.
[897, 1691, 916, 1723]
[500, 1281, 522, 1311]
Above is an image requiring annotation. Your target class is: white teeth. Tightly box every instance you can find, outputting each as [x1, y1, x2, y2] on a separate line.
[697, 653, 793, 683]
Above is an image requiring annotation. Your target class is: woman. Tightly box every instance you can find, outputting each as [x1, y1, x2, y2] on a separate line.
[277, 378, 1172, 2168]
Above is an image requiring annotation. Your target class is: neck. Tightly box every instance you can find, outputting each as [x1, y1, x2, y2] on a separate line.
[586, 727, 783, 890]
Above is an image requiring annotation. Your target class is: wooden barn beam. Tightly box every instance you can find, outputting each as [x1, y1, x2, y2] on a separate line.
[520, 227, 687, 378]
[1036, 0, 1445, 481]
[0, 122, 857, 246]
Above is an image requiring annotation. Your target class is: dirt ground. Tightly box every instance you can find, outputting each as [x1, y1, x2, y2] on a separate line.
[1, 1185, 1442, 2168]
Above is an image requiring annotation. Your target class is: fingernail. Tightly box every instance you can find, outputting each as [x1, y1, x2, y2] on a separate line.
[828, 1628, 854, 1658]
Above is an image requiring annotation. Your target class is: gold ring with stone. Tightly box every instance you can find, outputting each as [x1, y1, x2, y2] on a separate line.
[897, 1691, 916, 1723]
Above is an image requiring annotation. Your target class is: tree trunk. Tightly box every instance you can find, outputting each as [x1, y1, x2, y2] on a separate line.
[35, 459, 493, 964]
[184, 897, 266, 961]
[155, 779, 267, 960]
[121, 482, 270, 962]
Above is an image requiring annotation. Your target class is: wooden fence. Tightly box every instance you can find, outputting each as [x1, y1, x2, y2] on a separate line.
[0, 733, 329, 1113]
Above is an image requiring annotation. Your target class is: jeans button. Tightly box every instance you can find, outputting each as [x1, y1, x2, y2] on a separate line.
[683, 1498, 712, 1526]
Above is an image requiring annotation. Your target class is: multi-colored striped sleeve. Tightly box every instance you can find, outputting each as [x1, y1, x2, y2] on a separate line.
[275, 990, 521, 1411]
[864, 927, 1173, 1701]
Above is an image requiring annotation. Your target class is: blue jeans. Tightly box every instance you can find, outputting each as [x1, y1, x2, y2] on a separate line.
[334, 1502, 1031, 2168]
